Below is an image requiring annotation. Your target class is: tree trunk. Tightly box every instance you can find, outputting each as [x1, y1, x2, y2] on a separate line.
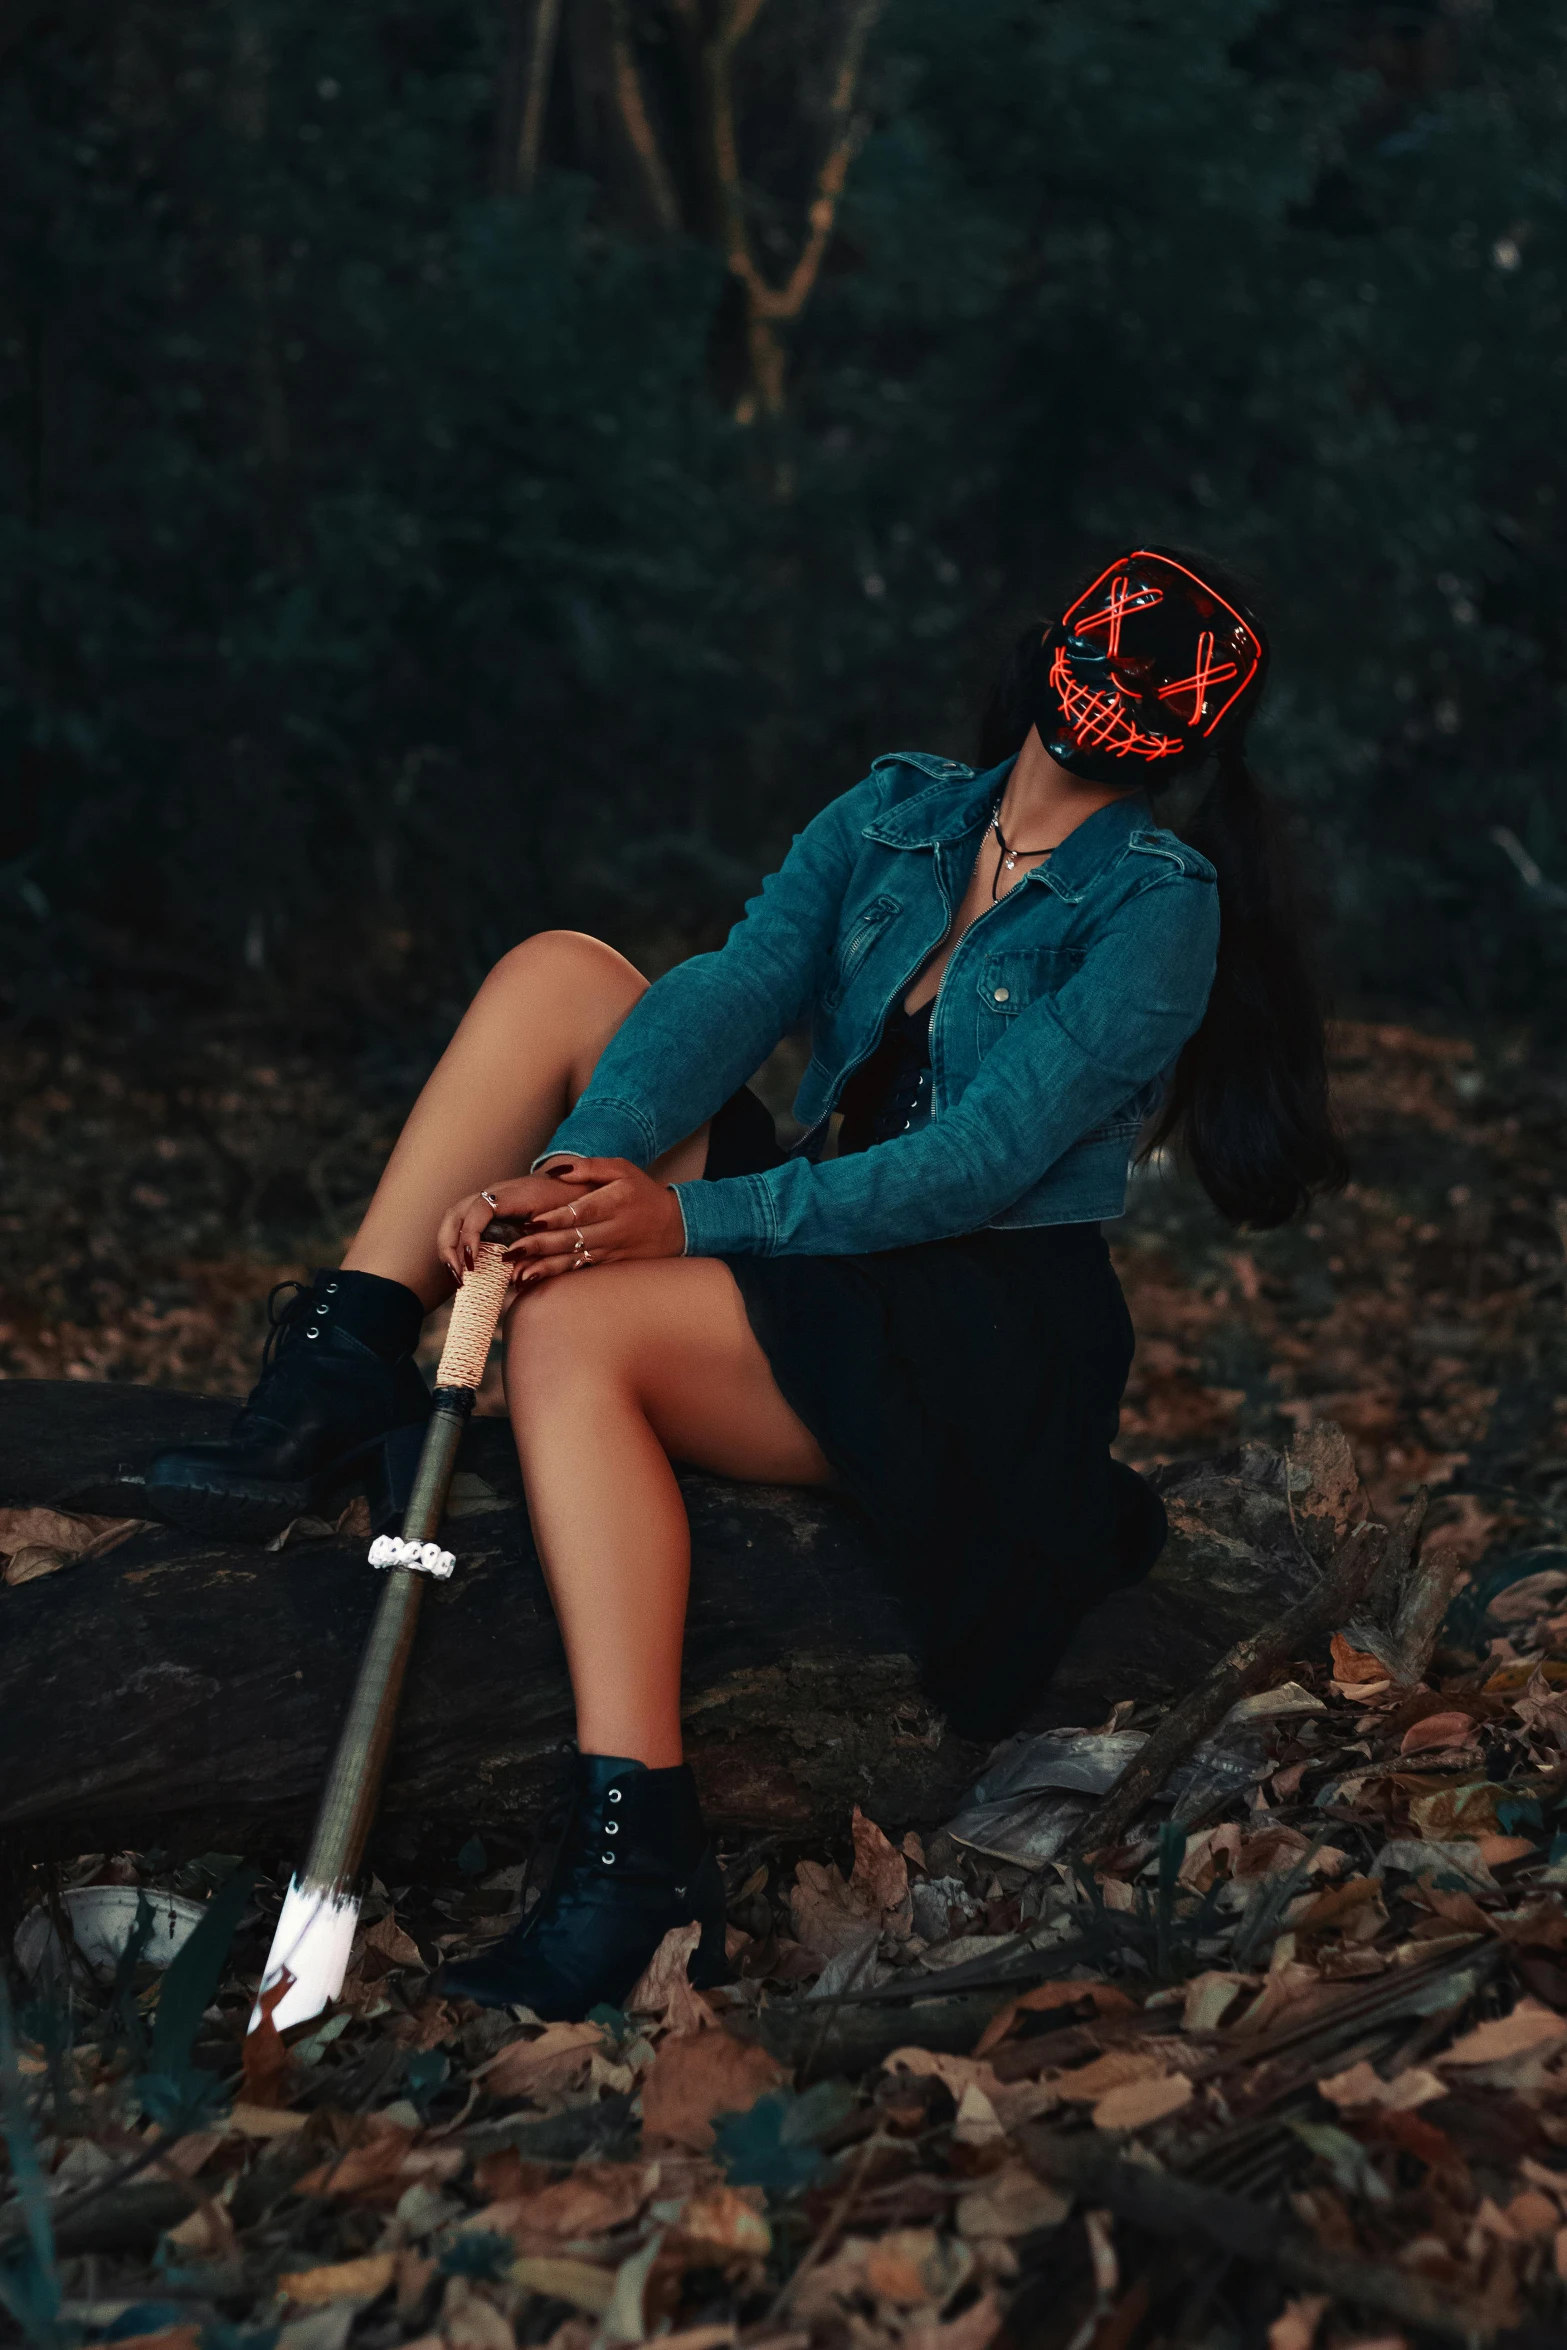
[0, 1382, 1324, 1860]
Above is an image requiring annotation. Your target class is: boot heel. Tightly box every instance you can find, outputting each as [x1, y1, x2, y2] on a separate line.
[367, 1420, 428, 1534]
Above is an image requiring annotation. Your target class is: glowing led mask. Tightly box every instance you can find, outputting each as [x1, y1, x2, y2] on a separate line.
[1035, 550, 1263, 784]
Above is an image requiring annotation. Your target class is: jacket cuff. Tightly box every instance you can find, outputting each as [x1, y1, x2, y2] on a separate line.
[531, 1097, 655, 1170]
[670, 1172, 777, 1257]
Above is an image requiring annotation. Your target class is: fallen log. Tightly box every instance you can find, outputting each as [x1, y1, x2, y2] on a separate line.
[0, 1382, 1326, 1854]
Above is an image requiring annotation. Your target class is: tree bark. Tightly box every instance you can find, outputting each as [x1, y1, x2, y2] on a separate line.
[1, 1383, 1329, 1859]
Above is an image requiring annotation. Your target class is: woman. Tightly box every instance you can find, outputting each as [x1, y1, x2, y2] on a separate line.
[146, 547, 1345, 2017]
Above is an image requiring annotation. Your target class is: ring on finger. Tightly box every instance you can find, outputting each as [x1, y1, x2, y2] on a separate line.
[481, 1190, 499, 1210]
[569, 1201, 582, 1226]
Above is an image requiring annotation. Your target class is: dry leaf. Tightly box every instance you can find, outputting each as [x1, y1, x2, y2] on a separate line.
[952, 2082, 1005, 2146]
[226, 2102, 309, 2138]
[240, 1974, 292, 2109]
[789, 1805, 911, 1958]
[1268, 2296, 1329, 2350]
[1440, 1999, 1567, 2068]
[906, 2290, 1004, 2350]
[640, 2027, 786, 2150]
[673, 2185, 772, 2258]
[1317, 2061, 1445, 2111]
[477, 2019, 603, 2099]
[1330, 1633, 1389, 1685]
[1400, 1712, 1482, 1756]
[297, 2118, 417, 2201]
[626, 1921, 715, 2035]
[1503, 2190, 1560, 2240]
[1054, 2048, 1174, 2104]
[162, 2195, 236, 2260]
[973, 1977, 1133, 2059]
[442, 2274, 523, 2350]
[509, 2257, 615, 2315]
[0, 1506, 142, 1585]
[1092, 2071, 1193, 2131]
[956, 2162, 1070, 2240]
[361, 1913, 424, 1971]
[1182, 1972, 1252, 2032]
[280, 2253, 398, 2307]
[479, 2160, 656, 2249]
[1408, 1781, 1509, 1842]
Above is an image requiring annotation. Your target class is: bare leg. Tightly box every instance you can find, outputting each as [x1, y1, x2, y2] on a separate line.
[341, 930, 705, 1308]
[505, 1260, 832, 1767]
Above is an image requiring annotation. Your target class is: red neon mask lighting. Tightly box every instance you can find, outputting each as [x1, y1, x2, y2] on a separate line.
[1035, 549, 1264, 785]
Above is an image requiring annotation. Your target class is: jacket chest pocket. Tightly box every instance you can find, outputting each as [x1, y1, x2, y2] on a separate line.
[974, 946, 1083, 1053]
[821, 893, 900, 1011]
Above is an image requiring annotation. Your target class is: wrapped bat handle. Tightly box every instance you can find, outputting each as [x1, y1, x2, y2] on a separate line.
[251, 1218, 522, 2030]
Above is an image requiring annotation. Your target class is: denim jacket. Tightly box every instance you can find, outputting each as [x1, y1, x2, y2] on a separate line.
[539, 753, 1219, 1256]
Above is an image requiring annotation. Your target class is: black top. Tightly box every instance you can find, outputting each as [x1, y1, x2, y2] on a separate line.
[836, 998, 933, 1155]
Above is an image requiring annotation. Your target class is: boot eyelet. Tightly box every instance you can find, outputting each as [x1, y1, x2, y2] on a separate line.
[306, 1327, 320, 1339]
[607, 1788, 623, 1803]
[604, 1820, 619, 1835]
[602, 1851, 616, 1865]
[317, 1301, 331, 1313]
[326, 1281, 339, 1292]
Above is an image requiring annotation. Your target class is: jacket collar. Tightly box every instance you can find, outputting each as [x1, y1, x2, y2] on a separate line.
[862, 756, 1156, 904]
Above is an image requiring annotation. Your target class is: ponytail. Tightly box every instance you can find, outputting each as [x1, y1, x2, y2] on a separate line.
[1146, 740, 1348, 1227]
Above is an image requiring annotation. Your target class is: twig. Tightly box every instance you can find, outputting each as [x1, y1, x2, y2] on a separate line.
[765, 2130, 883, 2322]
[1019, 2127, 1498, 2346]
[1074, 1510, 1400, 1856]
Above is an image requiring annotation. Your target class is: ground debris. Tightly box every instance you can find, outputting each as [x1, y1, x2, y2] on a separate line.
[8, 1027, 1567, 2344]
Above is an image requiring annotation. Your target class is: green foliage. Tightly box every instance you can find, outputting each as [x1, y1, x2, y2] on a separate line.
[4, 0, 1567, 1023]
[438, 2230, 515, 2279]
[712, 2080, 855, 2195]
[133, 1862, 257, 2133]
[0, 1978, 65, 2347]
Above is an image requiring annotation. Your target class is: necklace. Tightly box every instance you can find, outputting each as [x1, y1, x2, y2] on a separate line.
[989, 800, 1055, 900]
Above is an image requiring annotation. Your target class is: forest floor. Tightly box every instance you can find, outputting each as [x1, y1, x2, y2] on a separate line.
[4, 1013, 1567, 2350]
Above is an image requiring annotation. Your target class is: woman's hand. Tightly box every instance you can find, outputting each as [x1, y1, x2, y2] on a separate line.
[505, 1156, 686, 1281]
[437, 1173, 598, 1283]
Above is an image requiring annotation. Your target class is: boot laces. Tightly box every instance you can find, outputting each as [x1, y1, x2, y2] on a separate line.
[231, 1280, 320, 1427]
[260, 1280, 318, 1375]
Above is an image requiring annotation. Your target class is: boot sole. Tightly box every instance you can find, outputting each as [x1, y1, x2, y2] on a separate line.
[145, 1421, 428, 1545]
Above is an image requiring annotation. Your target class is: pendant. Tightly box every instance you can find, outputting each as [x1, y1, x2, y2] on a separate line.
[1004, 853, 1017, 870]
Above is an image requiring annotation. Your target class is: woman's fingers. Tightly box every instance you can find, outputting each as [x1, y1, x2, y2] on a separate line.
[512, 1216, 631, 1265]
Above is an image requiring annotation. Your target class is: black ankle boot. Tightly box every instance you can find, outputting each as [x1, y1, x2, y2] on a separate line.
[439, 1755, 728, 2018]
[144, 1270, 431, 1541]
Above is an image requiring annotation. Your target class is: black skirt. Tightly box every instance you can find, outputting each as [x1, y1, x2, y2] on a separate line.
[702, 1088, 1166, 1742]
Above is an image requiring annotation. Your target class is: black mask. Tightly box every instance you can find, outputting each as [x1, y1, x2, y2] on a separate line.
[1033, 550, 1264, 786]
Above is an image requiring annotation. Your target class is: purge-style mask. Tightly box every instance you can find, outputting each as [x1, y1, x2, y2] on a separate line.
[1034, 550, 1264, 785]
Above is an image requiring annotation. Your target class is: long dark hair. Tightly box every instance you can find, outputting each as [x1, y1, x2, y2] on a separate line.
[979, 558, 1348, 1228]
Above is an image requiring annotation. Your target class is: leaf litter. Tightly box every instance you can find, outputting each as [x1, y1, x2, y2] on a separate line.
[7, 1028, 1567, 2344]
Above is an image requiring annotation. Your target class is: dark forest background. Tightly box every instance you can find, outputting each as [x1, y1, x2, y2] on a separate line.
[4, 0, 1567, 1042]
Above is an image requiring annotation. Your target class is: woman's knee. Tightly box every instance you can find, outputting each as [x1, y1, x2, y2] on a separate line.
[506, 1271, 631, 1408]
[482, 929, 644, 1013]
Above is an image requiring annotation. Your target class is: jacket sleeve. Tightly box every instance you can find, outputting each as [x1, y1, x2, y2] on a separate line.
[534, 774, 883, 1170]
[673, 868, 1219, 1257]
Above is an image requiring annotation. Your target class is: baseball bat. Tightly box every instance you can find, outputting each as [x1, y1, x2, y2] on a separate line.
[249, 1219, 521, 2032]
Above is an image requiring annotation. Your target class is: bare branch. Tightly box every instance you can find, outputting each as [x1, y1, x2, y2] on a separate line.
[606, 0, 682, 235]
[1074, 1509, 1400, 1856]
